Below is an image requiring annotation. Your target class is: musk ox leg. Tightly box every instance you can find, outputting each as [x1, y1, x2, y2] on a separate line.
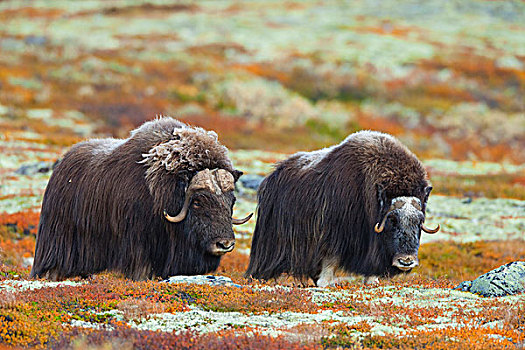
[38, 269, 64, 282]
[316, 258, 338, 287]
[328, 277, 355, 287]
[128, 263, 152, 281]
[316, 258, 359, 287]
[363, 276, 380, 285]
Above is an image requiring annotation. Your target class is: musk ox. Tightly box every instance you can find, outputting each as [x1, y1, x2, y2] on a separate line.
[31, 117, 251, 281]
[245, 130, 439, 286]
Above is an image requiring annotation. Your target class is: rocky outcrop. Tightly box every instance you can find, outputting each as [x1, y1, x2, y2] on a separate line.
[239, 174, 264, 190]
[15, 161, 57, 176]
[455, 261, 525, 297]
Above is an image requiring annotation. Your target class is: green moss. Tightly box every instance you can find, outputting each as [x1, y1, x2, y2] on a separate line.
[305, 119, 347, 142]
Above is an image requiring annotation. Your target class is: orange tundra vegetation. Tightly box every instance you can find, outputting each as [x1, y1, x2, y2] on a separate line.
[429, 173, 525, 200]
[0, 212, 39, 237]
[0, 211, 39, 266]
[0, 271, 522, 349]
[52, 327, 317, 350]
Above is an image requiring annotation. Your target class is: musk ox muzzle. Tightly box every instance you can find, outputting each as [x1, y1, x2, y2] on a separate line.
[210, 238, 236, 256]
[392, 254, 419, 271]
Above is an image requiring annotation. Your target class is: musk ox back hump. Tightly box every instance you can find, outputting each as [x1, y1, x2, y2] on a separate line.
[245, 130, 431, 284]
[336, 131, 427, 198]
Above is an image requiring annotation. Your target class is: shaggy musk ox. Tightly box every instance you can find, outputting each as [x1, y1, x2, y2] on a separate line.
[245, 131, 439, 286]
[31, 117, 251, 281]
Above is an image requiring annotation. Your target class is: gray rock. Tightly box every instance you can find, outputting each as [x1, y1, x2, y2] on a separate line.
[163, 275, 241, 288]
[15, 161, 56, 176]
[455, 261, 525, 297]
[24, 35, 47, 46]
[239, 174, 264, 190]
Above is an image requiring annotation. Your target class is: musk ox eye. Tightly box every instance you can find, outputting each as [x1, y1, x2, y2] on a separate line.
[390, 215, 398, 226]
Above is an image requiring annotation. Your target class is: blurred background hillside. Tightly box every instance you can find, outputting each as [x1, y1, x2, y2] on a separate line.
[0, 0, 523, 161]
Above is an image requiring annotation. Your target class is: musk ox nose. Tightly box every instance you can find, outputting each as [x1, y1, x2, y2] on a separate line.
[392, 255, 419, 271]
[210, 239, 235, 256]
[217, 239, 235, 251]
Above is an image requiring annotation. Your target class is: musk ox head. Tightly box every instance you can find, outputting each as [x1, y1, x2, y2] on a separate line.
[163, 168, 251, 256]
[136, 119, 251, 273]
[374, 186, 439, 273]
[139, 120, 251, 265]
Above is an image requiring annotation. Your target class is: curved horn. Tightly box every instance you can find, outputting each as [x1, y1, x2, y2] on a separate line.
[374, 208, 394, 233]
[374, 200, 404, 233]
[164, 208, 187, 223]
[374, 214, 389, 233]
[232, 213, 253, 225]
[422, 223, 440, 234]
[164, 190, 194, 223]
[164, 169, 215, 223]
[163, 169, 239, 224]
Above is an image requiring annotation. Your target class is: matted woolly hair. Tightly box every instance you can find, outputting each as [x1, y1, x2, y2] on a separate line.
[137, 116, 234, 184]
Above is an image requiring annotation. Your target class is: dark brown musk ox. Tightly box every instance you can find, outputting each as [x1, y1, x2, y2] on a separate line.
[245, 130, 439, 287]
[30, 117, 252, 281]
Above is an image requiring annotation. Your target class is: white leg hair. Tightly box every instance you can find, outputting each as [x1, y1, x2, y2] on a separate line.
[317, 259, 381, 287]
[317, 258, 354, 287]
[316, 258, 337, 287]
[363, 275, 380, 285]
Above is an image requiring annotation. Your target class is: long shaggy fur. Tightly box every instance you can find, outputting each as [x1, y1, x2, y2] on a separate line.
[245, 131, 430, 283]
[31, 117, 238, 280]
